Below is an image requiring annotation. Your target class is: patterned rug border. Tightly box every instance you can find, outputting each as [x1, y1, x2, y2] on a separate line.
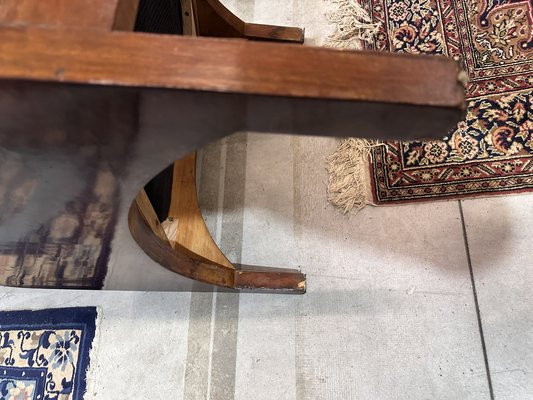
[369, 175, 533, 205]
[326, 0, 533, 211]
[0, 307, 98, 400]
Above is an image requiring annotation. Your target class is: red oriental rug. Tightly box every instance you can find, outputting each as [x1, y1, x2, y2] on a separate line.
[327, 0, 533, 210]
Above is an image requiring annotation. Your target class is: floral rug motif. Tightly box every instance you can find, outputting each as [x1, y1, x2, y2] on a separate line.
[0, 308, 97, 400]
[364, 0, 533, 203]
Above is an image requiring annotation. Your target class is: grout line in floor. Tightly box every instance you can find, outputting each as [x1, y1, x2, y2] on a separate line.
[458, 200, 495, 400]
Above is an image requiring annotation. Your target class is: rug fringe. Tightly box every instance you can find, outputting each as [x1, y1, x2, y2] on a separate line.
[84, 307, 103, 398]
[323, 0, 381, 213]
[326, 138, 379, 213]
[323, 0, 381, 50]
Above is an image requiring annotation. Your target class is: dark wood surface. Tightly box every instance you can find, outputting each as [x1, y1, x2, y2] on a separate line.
[193, 0, 243, 38]
[243, 23, 304, 43]
[194, 0, 304, 42]
[113, 0, 141, 31]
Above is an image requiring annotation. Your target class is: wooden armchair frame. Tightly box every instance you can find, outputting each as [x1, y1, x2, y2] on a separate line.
[0, 0, 465, 292]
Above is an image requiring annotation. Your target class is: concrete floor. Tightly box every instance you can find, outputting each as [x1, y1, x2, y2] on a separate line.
[0, 1, 531, 399]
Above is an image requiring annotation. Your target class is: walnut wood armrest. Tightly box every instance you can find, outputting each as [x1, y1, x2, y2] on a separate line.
[0, 26, 464, 131]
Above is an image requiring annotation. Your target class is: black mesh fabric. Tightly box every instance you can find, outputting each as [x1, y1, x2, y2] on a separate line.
[144, 164, 174, 222]
[134, 0, 183, 35]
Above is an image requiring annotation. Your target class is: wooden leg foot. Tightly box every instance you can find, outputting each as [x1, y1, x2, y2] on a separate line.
[129, 152, 306, 293]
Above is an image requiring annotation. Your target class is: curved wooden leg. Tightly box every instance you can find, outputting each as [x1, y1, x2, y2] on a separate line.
[129, 153, 306, 293]
[192, 0, 304, 43]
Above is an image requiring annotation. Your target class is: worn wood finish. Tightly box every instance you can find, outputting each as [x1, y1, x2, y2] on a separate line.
[0, 27, 464, 109]
[0, 0, 135, 30]
[193, 0, 304, 43]
[167, 154, 234, 269]
[234, 265, 306, 293]
[129, 203, 235, 288]
[135, 189, 170, 245]
[129, 202, 306, 293]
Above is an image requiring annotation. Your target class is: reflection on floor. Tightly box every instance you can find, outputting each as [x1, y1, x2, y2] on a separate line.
[1, 133, 531, 399]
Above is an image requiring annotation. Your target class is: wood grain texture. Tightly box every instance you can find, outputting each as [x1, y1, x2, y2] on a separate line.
[168, 153, 234, 269]
[129, 202, 235, 288]
[135, 189, 170, 245]
[181, 0, 196, 35]
[136, 149, 307, 291]
[235, 265, 306, 293]
[112, 0, 140, 31]
[0, 26, 464, 108]
[129, 203, 306, 292]
[244, 23, 304, 43]
[136, 153, 308, 291]
[0, 0, 124, 30]
[193, 0, 304, 42]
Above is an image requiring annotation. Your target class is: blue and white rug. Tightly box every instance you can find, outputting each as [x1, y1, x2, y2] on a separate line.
[0, 307, 97, 400]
